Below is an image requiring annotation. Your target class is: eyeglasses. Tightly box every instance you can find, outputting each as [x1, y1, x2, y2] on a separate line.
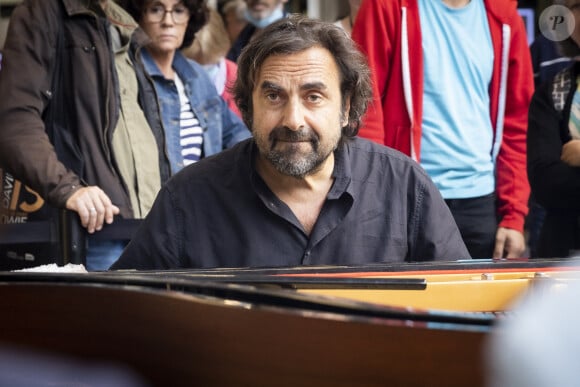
[143, 4, 190, 24]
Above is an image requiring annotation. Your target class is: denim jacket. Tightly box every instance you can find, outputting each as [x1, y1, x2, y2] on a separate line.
[140, 49, 250, 175]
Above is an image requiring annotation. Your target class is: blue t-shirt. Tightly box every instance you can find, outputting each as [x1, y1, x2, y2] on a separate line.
[418, 0, 494, 199]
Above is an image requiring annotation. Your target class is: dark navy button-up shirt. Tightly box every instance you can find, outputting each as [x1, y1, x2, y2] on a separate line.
[111, 137, 469, 270]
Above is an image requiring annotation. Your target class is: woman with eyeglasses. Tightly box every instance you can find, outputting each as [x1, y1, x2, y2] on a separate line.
[120, 0, 250, 176]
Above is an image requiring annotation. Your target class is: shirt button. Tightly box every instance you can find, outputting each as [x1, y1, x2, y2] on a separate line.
[269, 202, 276, 208]
[303, 250, 311, 259]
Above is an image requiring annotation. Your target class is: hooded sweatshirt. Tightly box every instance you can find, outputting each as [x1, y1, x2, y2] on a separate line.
[352, 0, 533, 232]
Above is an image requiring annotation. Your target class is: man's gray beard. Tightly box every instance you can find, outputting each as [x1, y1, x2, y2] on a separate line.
[266, 147, 328, 179]
[257, 122, 343, 178]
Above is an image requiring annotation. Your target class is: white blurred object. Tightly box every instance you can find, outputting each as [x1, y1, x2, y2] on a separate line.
[201, 58, 227, 95]
[12, 263, 88, 273]
[486, 277, 580, 387]
[0, 345, 148, 387]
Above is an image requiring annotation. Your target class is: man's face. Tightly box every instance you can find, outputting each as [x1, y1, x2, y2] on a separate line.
[251, 47, 350, 178]
[244, 0, 287, 21]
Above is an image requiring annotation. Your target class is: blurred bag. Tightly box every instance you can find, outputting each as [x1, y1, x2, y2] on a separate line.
[0, 169, 59, 269]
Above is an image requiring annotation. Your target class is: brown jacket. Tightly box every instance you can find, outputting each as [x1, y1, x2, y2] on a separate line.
[0, 0, 140, 218]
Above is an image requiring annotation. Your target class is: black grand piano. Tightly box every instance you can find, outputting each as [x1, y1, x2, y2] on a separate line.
[1, 255, 579, 387]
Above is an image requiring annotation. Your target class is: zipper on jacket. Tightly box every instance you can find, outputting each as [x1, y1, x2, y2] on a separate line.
[491, 23, 510, 161]
[401, 6, 417, 161]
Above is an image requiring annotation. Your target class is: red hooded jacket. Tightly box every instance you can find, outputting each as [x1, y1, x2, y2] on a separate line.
[352, 0, 533, 232]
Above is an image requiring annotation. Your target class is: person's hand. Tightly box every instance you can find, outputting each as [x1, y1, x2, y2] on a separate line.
[561, 139, 580, 166]
[65, 186, 120, 233]
[492, 227, 526, 259]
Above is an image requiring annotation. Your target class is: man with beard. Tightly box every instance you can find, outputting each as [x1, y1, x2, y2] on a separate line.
[110, 15, 469, 270]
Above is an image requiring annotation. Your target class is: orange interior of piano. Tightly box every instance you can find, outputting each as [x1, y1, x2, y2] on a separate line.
[291, 266, 580, 313]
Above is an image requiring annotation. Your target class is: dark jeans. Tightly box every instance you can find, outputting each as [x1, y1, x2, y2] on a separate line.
[526, 194, 546, 258]
[86, 239, 127, 271]
[445, 193, 497, 259]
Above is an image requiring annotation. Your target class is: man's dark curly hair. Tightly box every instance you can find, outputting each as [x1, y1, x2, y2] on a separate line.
[119, 0, 209, 49]
[233, 14, 373, 137]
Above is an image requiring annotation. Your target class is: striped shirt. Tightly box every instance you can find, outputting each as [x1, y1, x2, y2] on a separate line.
[175, 74, 203, 165]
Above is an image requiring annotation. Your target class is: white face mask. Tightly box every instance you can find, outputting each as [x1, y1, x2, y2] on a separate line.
[244, 6, 284, 29]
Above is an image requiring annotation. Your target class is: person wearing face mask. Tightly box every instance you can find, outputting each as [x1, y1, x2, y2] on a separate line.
[226, 0, 288, 63]
[119, 0, 250, 179]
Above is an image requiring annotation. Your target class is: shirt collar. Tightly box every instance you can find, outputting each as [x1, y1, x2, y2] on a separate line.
[141, 49, 165, 78]
[328, 139, 353, 200]
[247, 138, 354, 200]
